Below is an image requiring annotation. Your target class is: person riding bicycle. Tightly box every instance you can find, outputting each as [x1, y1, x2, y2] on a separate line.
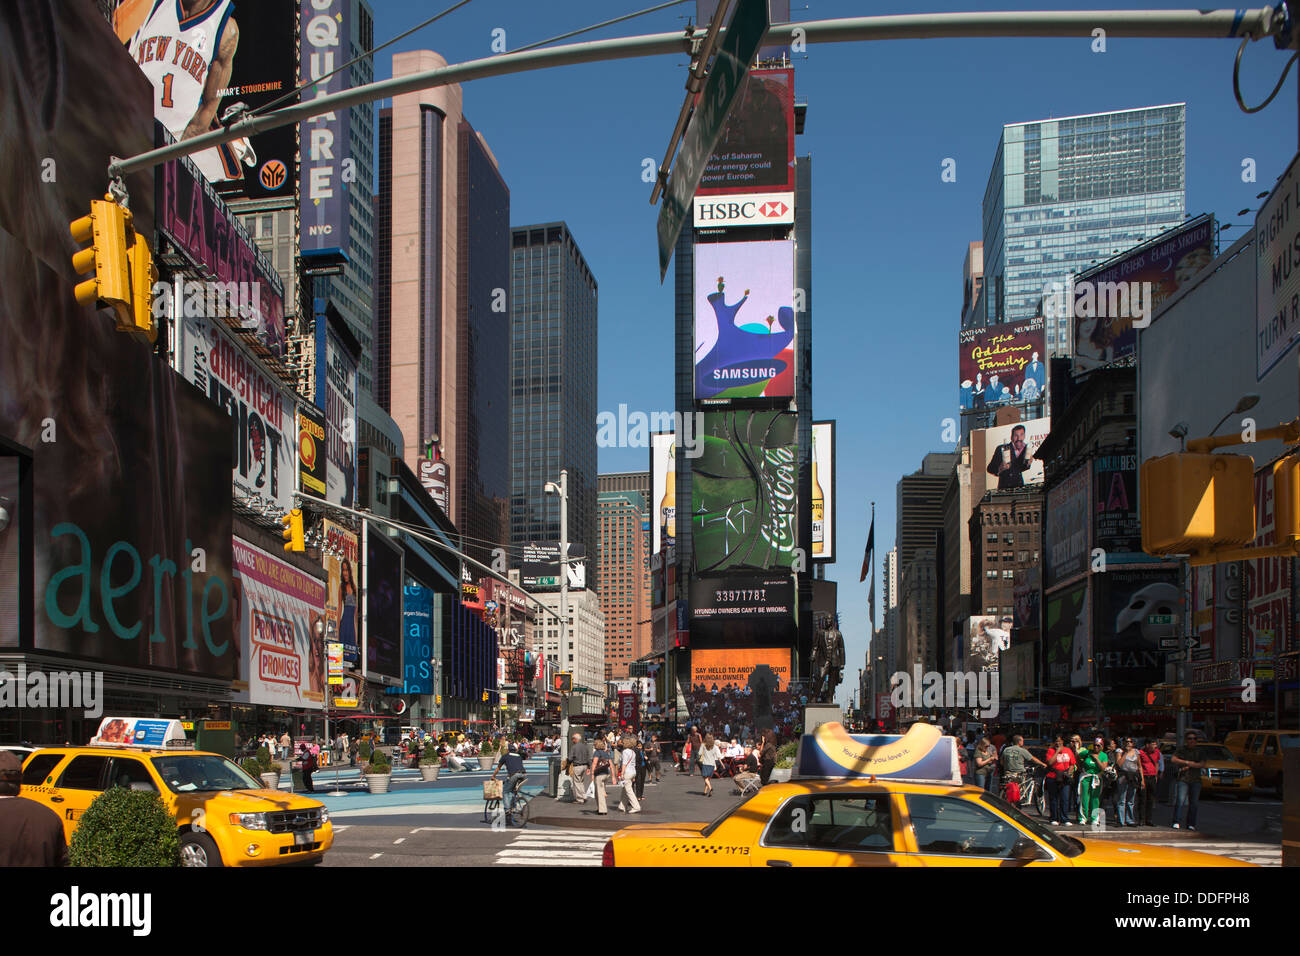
[490, 743, 528, 826]
[999, 735, 1045, 802]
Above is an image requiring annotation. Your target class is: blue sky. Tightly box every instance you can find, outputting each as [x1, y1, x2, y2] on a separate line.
[369, 1, 1296, 708]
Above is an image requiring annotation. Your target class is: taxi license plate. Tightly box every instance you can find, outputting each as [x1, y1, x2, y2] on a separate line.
[294, 830, 315, 846]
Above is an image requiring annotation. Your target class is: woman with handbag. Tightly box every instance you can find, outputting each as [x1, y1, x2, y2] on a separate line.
[972, 738, 997, 792]
[1044, 736, 1076, 826]
[1115, 738, 1144, 827]
[591, 738, 613, 815]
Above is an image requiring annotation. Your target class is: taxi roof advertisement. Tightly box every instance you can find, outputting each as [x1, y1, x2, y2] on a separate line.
[231, 536, 326, 709]
[794, 723, 961, 784]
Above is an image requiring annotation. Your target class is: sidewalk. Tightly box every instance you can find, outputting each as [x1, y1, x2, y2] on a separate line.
[529, 764, 749, 831]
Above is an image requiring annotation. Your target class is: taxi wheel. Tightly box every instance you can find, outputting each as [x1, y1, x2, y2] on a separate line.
[179, 831, 224, 867]
[1237, 792, 1251, 801]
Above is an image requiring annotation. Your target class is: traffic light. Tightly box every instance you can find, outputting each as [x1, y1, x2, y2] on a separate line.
[70, 196, 131, 326]
[482, 691, 489, 702]
[281, 509, 304, 553]
[554, 672, 573, 694]
[1140, 453, 1255, 562]
[1273, 454, 1300, 548]
[126, 228, 157, 342]
[1144, 687, 1169, 708]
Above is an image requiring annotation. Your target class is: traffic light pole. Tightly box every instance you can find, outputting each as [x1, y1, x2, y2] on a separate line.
[1177, 559, 1190, 743]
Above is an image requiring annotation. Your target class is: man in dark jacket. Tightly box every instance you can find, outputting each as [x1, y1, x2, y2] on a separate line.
[987, 424, 1034, 489]
[759, 732, 778, 786]
[0, 751, 69, 866]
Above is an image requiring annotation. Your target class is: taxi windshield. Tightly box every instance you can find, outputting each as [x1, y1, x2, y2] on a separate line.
[979, 792, 1083, 858]
[152, 754, 262, 793]
[1195, 745, 1234, 761]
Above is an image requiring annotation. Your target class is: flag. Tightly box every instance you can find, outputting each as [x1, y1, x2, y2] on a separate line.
[859, 512, 874, 583]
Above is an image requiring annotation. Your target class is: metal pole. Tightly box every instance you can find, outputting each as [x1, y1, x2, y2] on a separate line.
[1177, 559, 1189, 743]
[107, 8, 1280, 180]
[559, 470, 570, 765]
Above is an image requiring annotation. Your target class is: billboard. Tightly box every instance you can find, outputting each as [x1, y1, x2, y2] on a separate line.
[297, 403, 327, 498]
[1044, 582, 1089, 689]
[959, 317, 1047, 411]
[1045, 461, 1090, 587]
[1013, 566, 1041, 632]
[967, 615, 1012, 672]
[999, 643, 1035, 700]
[618, 691, 640, 733]
[116, 0, 299, 200]
[694, 240, 795, 400]
[1092, 451, 1157, 565]
[157, 141, 287, 358]
[0, 456, 15, 647]
[690, 648, 791, 693]
[697, 67, 795, 198]
[689, 647, 793, 735]
[363, 525, 404, 683]
[690, 576, 794, 619]
[1, 7, 235, 677]
[970, 417, 1050, 503]
[692, 410, 798, 572]
[300, 0, 352, 257]
[398, 583, 435, 695]
[521, 542, 588, 591]
[231, 537, 326, 709]
[1072, 215, 1216, 371]
[1096, 569, 1179, 687]
[175, 310, 297, 513]
[651, 433, 676, 554]
[317, 307, 358, 507]
[322, 519, 358, 663]
[1258, 153, 1300, 377]
[811, 421, 835, 561]
[1246, 465, 1291, 666]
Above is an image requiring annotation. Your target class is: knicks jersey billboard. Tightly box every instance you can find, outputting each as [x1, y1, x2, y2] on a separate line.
[116, 0, 299, 200]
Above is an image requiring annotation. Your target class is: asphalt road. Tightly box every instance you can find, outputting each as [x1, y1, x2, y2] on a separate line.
[323, 822, 607, 867]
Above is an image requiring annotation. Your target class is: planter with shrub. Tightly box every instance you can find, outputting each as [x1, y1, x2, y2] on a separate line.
[365, 748, 392, 793]
[419, 744, 441, 781]
[69, 788, 180, 867]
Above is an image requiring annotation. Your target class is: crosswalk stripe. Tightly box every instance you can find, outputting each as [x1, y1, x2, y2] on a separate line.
[498, 848, 603, 859]
[495, 857, 601, 866]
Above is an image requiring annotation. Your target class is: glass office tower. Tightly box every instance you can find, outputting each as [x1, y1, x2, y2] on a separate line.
[980, 104, 1186, 356]
[509, 223, 598, 569]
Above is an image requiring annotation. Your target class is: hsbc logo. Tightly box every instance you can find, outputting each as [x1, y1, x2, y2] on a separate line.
[694, 191, 794, 227]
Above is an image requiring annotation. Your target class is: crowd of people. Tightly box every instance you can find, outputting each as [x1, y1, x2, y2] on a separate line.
[958, 728, 1211, 830]
[685, 682, 799, 744]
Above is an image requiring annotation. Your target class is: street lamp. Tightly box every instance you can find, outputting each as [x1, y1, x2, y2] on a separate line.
[544, 469, 570, 763]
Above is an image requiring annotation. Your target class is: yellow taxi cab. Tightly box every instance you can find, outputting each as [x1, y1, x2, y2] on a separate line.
[602, 723, 1255, 868]
[19, 717, 333, 867]
[1224, 730, 1298, 792]
[1186, 742, 1254, 800]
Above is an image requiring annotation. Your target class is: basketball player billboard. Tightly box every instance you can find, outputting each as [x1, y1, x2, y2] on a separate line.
[115, 0, 298, 200]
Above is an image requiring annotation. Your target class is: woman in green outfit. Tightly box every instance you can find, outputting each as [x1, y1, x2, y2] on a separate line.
[1077, 737, 1110, 825]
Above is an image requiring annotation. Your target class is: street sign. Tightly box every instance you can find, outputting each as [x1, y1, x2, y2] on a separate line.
[1146, 614, 1175, 626]
[1160, 638, 1181, 649]
[1185, 638, 1198, 649]
[1256, 150, 1300, 378]
[656, 0, 770, 279]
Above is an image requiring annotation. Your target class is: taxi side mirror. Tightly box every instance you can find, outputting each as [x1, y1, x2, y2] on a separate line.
[1011, 836, 1048, 862]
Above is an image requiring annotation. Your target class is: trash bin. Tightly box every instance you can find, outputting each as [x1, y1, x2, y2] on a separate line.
[291, 759, 304, 793]
[544, 754, 561, 797]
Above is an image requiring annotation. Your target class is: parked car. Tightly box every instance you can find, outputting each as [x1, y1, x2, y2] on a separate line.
[1224, 730, 1299, 793]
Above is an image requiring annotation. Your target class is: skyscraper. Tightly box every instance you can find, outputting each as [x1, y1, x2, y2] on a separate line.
[598, 489, 651, 681]
[980, 104, 1187, 355]
[509, 223, 598, 570]
[375, 51, 511, 561]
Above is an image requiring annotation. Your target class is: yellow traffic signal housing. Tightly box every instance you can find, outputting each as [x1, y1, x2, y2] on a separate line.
[281, 509, 304, 553]
[1173, 686, 1191, 708]
[126, 229, 157, 342]
[70, 196, 132, 327]
[482, 691, 489, 702]
[1272, 455, 1300, 548]
[1140, 453, 1255, 562]
[556, 672, 573, 694]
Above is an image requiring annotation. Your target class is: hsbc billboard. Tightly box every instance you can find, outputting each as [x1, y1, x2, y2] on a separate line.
[694, 192, 795, 228]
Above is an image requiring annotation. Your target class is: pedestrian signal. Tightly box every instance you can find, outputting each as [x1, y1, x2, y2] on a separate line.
[554, 672, 573, 693]
[1140, 453, 1255, 562]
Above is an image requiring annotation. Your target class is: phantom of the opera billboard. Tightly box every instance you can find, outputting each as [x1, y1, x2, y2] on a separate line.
[694, 240, 795, 401]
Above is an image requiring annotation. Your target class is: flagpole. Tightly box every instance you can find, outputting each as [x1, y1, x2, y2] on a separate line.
[868, 501, 876, 723]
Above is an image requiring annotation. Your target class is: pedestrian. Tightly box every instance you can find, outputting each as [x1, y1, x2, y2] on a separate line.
[565, 732, 591, 805]
[698, 733, 723, 796]
[1169, 731, 1207, 830]
[591, 738, 613, 815]
[1138, 738, 1162, 826]
[616, 736, 642, 814]
[0, 751, 68, 866]
[300, 744, 318, 793]
[688, 725, 703, 776]
[999, 734, 1046, 803]
[647, 734, 662, 784]
[1077, 738, 1108, 826]
[1114, 738, 1144, 827]
[972, 737, 998, 793]
[633, 737, 647, 800]
[349, 736, 358, 767]
[1044, 736, 1076, 825]
[1065, 734, 1085, 821]
[759, 730, 777, 786]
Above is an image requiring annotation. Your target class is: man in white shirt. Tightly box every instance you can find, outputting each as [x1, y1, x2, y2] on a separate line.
[616, 737, 641, 813]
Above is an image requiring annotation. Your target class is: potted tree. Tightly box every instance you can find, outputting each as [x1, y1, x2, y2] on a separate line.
[365, 746, 393, 793]
[419, 742, 441, 782]
[70, 788, 180, 867]
[255, 745, 280, 790]
[771, 741, 799, 783]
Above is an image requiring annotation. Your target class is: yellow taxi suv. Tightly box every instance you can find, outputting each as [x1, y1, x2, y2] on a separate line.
[1188, 743, 1254, 800]
[1225, 730, 1298, 793]
[602, 723, 1255, 868]
[20, 717, 332, 867]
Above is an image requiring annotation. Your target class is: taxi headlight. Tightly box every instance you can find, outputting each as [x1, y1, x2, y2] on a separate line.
[318, 808, 329, 825]
[1243, 769, 1252, 777]
[1200, 768, 1210, 776]
[230, 812, 270, 830]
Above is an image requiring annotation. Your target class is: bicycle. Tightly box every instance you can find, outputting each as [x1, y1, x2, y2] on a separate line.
[1001, 766, 1048, 818]
[504, 778, 534, 829]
